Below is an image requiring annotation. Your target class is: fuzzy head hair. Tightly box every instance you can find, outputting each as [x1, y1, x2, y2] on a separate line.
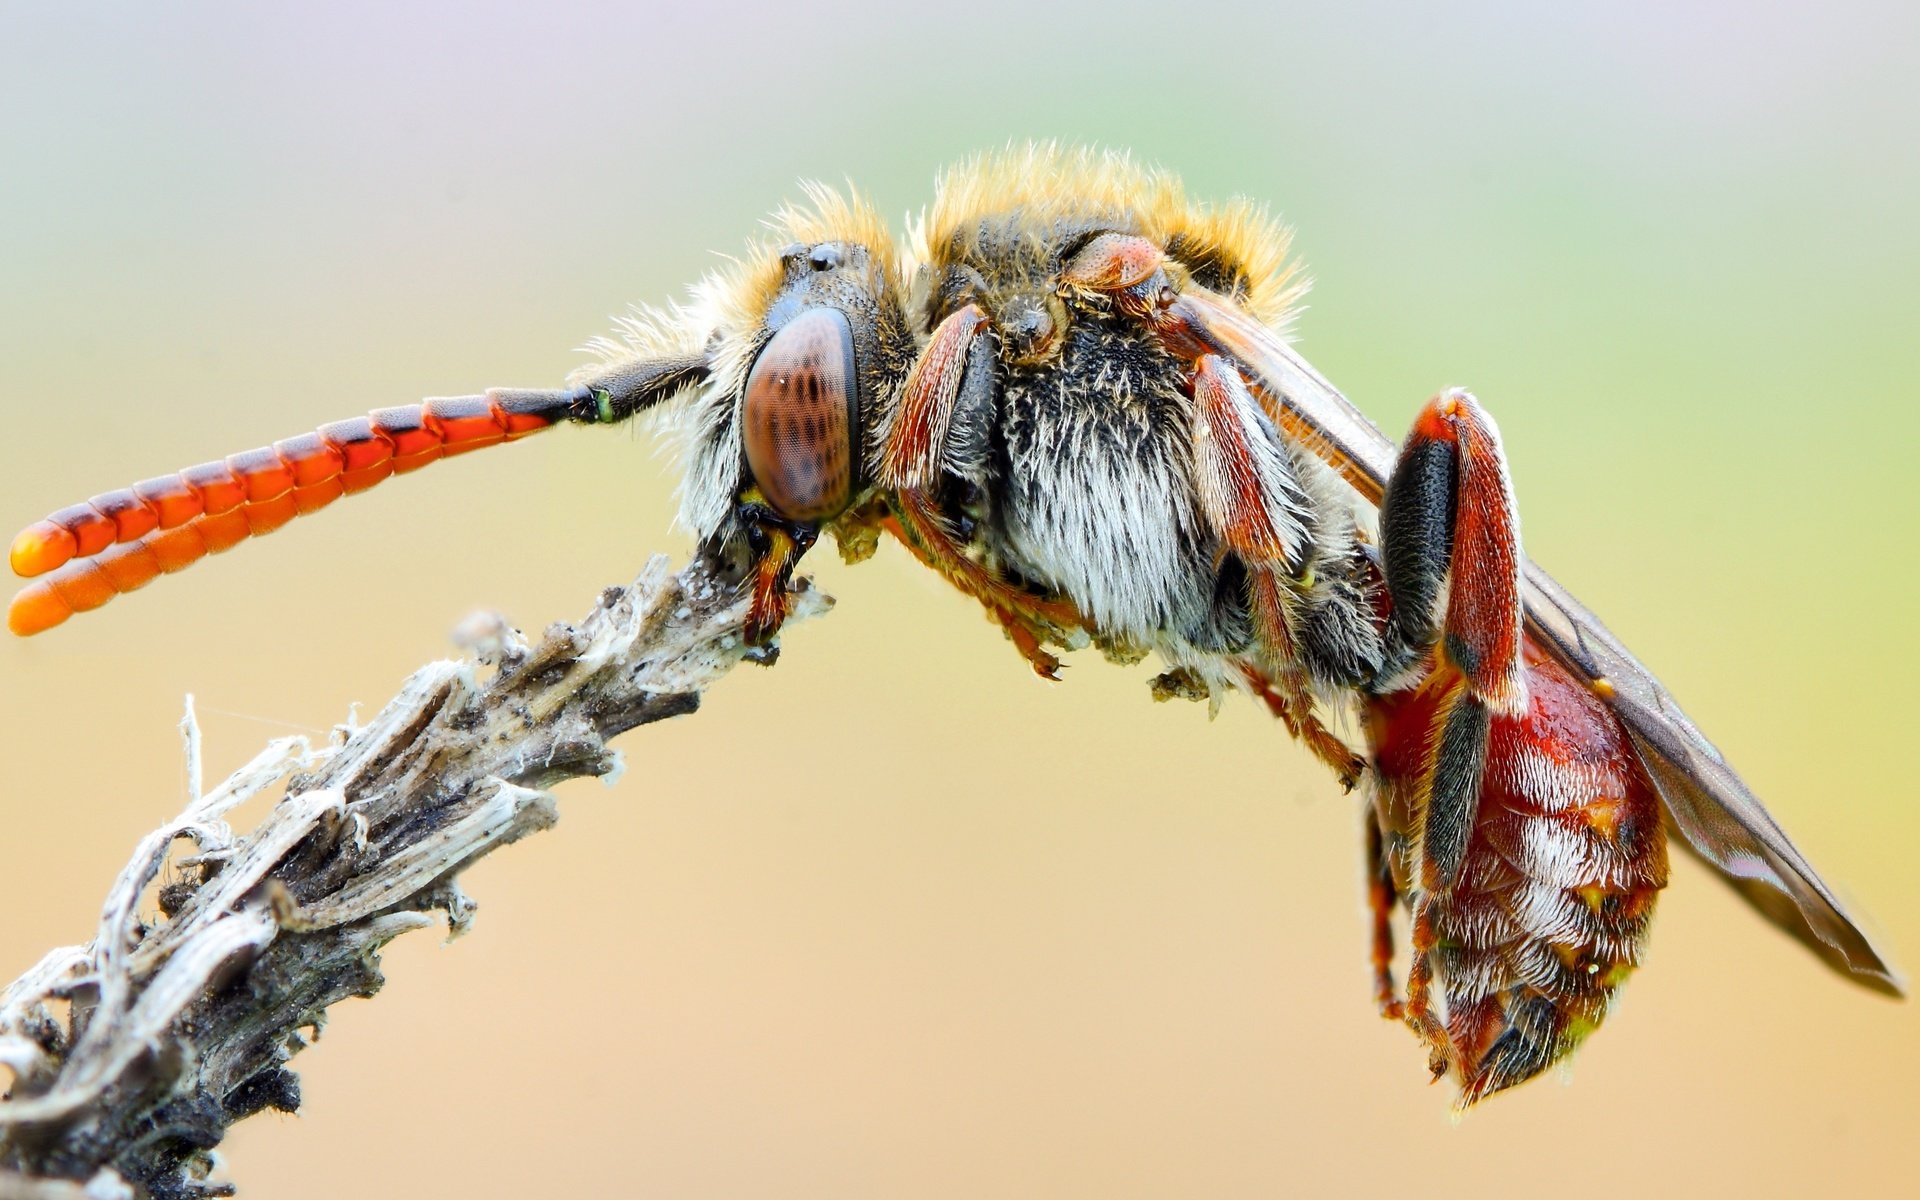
[573, 182, 910, 543]
[911, 143, 1306, 330]
[570, 147, 1308, 544]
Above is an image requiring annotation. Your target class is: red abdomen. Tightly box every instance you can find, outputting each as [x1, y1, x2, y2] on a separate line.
[1367, 648, 1670, 1101]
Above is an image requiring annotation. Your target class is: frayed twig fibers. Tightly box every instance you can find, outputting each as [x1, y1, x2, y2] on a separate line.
[0, 556, 828, 1198]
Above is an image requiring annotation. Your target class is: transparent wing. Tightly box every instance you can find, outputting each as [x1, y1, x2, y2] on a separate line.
[1176, 285, 1903, 995]
[1523, 565, 1902, 994]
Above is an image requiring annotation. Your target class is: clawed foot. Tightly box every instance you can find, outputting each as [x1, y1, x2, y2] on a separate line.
[1237, 661, 1367, 788]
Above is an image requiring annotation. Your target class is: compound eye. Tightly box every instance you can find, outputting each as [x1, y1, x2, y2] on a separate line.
[742, 307, 859, 523]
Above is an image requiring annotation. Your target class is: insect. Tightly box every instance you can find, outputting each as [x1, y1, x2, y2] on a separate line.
[7, 145, 1900, 1104]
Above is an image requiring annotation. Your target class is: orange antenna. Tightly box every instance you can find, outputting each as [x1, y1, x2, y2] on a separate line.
[8, 355, 707, 636]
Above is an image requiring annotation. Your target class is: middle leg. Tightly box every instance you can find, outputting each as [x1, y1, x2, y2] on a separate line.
[1071, 233, 1376, 781]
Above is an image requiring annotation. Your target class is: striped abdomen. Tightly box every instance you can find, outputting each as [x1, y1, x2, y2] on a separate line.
[1369, 650, 1670, 1103]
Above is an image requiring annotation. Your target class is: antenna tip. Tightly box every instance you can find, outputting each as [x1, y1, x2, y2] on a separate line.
[8, 581, 70, 636]
[10, 521, 76, 578]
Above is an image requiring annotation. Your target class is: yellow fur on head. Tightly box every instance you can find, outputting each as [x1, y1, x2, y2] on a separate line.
[577, 180, 902, 378]
[571, 181, 904, 542]
[581, 145, 1301, 378]
[912, 142, 1304, 328]
[722, 180, 904, 334]
[570, 149, 1306, 537]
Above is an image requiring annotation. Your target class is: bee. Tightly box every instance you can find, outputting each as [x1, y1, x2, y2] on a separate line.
[8, 145, 1900, 1104]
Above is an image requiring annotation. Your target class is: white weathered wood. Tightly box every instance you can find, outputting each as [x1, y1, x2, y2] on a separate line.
[0, 556, 826, 1197]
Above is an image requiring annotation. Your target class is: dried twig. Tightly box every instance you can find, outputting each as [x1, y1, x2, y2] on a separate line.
[0, 555, 828, 1199]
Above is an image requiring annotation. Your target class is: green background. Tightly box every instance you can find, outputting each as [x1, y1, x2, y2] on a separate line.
[3, 3, 1915, 1196]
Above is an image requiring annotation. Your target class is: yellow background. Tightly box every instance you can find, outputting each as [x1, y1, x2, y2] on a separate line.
[3, 4, 1915, 1197]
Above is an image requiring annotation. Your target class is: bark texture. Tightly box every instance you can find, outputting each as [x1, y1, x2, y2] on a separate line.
[0, 555, 827, 1198]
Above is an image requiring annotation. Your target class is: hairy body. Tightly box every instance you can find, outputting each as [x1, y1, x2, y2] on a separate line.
[9, 146, 1895, 1105]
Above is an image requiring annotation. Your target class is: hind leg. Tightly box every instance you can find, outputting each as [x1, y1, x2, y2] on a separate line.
[1367, 390, 1666, 1104]
[1368, 388, 1526, 1082]
[1364, 813, 1406, 1021]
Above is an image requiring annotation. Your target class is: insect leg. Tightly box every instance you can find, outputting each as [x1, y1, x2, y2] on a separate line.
[1368, 390, 1528, 1077]
[735, 495, 818, 646]
[1381, 390, 1527, 867]
[1366, 390, 1670, 1104]
[1188, 355, 1312, 573]
[1233, 659, 1366, 791]
[1190, 354, 1366, 786]
[1378, 390, 1525, 712]
[1401, 897, 1454, 1081]
[1364, 812, 1405, 1020]
[1062, 235, 1379, 774]
[878, 305, 1085, 678]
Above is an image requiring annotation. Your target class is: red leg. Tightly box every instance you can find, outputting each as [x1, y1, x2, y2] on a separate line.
[878, 306, 988, 494]
[1365, 813, 1405, 1021]
[1368, 391, 1667, 1104]
[1191, 352, 1364, 784]
[739, 503, 816, 647]
[1065, 234, 1372, 781]
[884, 492, 1083, 680]
[1188, 354, 1310, 572]
[878, 306, 1087, 677]
[1235, 655, 1365, 790]
[1379, 390, 1525, 713]
[1370, 391, 1528, 1076]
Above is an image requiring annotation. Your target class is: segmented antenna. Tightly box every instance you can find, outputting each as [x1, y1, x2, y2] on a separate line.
[8, 352, 710, 635]
[7, 389, 594, 636]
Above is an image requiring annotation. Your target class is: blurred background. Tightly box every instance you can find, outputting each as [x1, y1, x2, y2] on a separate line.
[3, 2, 1916, 1196]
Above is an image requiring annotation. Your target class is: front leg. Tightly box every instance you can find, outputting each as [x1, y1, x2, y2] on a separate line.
[878, 305, 1087, 678]
[736, 492, 820, 646]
